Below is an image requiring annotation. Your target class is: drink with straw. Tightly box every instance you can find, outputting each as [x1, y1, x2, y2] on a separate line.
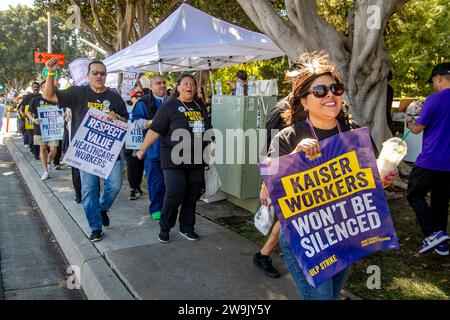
[376, 137, 408, 180]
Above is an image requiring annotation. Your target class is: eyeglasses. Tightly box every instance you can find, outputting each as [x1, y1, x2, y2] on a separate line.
[133, 95, 143, 98]
[90, 71, 107, 76]
[308, 83, 344, 98]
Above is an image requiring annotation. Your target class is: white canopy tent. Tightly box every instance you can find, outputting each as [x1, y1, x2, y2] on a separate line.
[103, 3, 285, 74]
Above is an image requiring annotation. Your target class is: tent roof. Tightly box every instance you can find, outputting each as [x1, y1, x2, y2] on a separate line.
[103, 3, 284, 73]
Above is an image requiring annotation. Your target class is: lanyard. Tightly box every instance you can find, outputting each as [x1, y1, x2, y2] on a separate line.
[177, 98, 202, 114]
[305, 118, 343, 140]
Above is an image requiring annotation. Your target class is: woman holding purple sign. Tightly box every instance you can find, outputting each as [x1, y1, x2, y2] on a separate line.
[267, 52, 397, 300]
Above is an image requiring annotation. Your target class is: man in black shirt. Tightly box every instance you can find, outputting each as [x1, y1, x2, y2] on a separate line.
[18, 81, 41, 158]
[43, 58, 128, 242]
[27, 87, 60, 181]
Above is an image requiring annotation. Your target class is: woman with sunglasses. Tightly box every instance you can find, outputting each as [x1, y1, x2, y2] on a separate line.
[267, 52, 396, 300]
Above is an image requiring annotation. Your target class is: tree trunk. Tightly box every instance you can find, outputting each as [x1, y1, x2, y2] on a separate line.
[237, 0, 409, 148]
[194, 70, 212, 98]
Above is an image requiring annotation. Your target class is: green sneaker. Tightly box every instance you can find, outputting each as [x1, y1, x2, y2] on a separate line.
[151, 211, 161, 220]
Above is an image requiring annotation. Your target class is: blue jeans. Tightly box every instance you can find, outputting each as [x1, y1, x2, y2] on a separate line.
[279, 229, 350, 300]
[23, 130, 32, 146]
[80, 161, 122, 231]
[144, 158, 165, 214]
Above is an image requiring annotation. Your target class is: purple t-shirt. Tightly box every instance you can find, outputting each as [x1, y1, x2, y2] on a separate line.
[415, 88, 450, 171]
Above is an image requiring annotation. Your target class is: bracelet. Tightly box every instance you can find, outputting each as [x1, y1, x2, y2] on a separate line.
[146, 119, 152, 128]
[47, 72, 55, 76]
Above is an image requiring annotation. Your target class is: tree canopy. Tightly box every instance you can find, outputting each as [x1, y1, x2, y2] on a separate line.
[386, 0, 450, 97]
[35, 0, 260, 55]
[0, 5, 91, 91]
[1, 0, 448, 102]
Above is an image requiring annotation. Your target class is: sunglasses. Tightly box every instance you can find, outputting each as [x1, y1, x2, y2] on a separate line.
[90, 71, 107, 76]
[308, 83, 344, 98]
[133, 95, 143, 98]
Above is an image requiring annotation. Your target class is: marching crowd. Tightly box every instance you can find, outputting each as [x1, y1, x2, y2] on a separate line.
[2, 54, 449, 300]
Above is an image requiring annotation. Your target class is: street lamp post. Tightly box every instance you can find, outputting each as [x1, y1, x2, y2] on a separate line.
[47, 11, 52, 53]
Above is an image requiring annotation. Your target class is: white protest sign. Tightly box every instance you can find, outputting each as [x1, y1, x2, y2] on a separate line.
[68, 58, 93, 86]
[125, 104, 143, 150]
[140, 76, 150, 89]
[62, 107, 131, 178]
[8, 91, 16, 100]
[121, 70, 139, 101]
[37, 106, 64, 141]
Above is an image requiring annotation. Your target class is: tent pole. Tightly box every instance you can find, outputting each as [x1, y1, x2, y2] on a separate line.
[208, 60, 213, 97]
[158, 60, 163, 75]
[209, 70, 214, 97]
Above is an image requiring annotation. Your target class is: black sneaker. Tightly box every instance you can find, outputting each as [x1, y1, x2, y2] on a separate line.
[179, 230, 199, 241]
[73, 195, 81, 204]
[100, 210, 110, 227]
[253, 252, 281, 278]
[90, 230, 103, 242]
[128, 189, 137, 200]
[158, 230, 170, 243]
[136, 188, 144, 196]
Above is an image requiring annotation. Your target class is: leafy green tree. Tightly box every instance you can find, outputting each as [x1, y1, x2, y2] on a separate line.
[385, 0, 450, 98]
[0, 5, 90, 91]
[35, 0, 258, 55]
[32, 0, 449, 117]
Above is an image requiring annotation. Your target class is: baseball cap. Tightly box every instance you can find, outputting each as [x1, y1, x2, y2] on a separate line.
[427, 62, 450, 84]
[130, 89, 144, 97]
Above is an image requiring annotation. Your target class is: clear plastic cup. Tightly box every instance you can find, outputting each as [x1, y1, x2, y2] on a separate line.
[376, 137, 408, 180]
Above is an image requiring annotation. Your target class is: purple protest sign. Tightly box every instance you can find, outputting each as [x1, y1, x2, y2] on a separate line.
[259, 127, 399, 288]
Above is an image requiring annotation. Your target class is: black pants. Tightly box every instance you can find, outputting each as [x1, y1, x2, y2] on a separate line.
[62, 128, 70, 154]
[407, 166, 450, 237]
[53, 140, 62, 165]
[25, 130, 39, 158]
[125, 152, 144, 190]
[159, 168, 204, 233]
[72, 167, 82, 199]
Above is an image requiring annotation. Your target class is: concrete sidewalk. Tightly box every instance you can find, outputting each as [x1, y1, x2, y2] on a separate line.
[5, 134, 300, 300]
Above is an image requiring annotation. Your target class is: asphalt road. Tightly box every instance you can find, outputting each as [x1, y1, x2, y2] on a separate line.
[0, 142, 85, 300]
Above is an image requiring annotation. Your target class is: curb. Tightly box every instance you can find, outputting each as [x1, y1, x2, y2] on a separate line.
[5, 136, 134, 300]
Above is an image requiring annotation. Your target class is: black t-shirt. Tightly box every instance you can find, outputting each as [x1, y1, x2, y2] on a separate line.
[150, 97, 213, 169]
[269, 120, 345, 158]
[28, 96, 59, 136]
[18, 93, 41, 113]
[55, 85, 128, 139]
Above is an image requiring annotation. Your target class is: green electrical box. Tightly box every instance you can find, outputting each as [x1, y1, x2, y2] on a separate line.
[211, 95, 278, 212]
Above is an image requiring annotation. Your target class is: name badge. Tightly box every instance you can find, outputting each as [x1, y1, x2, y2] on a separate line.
[192, 120, 204, 135]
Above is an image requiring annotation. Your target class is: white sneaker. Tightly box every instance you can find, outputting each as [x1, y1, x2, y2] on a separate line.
[41, 171, 49, 181]
[419, 230, 450, 254]
[47, 163, 54, 174]
[434, 243, 449, 256]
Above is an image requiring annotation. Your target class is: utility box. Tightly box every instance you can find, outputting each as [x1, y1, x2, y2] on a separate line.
[211, 95, 278, 212]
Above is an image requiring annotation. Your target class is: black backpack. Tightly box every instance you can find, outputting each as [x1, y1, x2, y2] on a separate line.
[136, 92, 157, 120]
[265, 97, 291, 151]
